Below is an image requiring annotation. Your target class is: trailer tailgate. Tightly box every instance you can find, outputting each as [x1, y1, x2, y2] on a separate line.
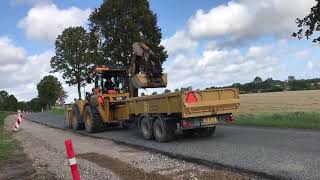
[182, 88, 240, 118]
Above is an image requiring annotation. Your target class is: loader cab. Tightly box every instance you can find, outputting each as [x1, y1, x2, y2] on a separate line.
[88, 66, 130, 102]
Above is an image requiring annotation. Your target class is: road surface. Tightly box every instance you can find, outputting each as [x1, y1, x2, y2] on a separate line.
[29, 112, 320, 180]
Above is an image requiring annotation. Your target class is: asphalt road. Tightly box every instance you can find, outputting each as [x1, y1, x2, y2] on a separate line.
[28, 112, 320, 180]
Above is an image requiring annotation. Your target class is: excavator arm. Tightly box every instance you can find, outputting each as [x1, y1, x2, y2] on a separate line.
[129, 42, 167, 97]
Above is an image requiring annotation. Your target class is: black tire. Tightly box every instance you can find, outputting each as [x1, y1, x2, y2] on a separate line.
[72, 105, 84, 130]
[84, 105, 104, 133]
[153, 116, 175, 143]
[197, 126, 216, 137]
[64, 111, 72, 129]
[140, 115, 154, 140]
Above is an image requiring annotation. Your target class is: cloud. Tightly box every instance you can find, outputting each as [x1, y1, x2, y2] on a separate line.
[0, 36, 87, 102]
[0, 36, 54, 101]
[307, 61, 314, 69]
[162, 31, 197, 55]
[12, 51, 53, 84]
[18, 3, 91, 42]
[246, 45, 273, 59]
[164, 41, 286, 91]
[189, 1, 251, 39]
[0, 37, 26, 66]
[160, 0, 318, 91]
[295, 50, 310, 60]
[188, 0, 316, 41]
[161, 0, 309, 54]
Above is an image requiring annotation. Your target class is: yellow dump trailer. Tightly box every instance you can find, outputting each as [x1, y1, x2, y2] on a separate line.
[126, 88, 240, 142]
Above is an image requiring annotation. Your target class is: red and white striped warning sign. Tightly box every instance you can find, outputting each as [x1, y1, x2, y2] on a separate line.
[13, 112, 23, 131]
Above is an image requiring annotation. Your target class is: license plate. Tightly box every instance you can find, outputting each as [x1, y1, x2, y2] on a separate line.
[203, 117, 218, 125]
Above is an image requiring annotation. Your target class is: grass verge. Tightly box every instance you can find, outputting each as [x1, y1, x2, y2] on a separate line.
[234, 112, 320, 129]
[0, 112, 18, 160]
[47, 107, 65, 115]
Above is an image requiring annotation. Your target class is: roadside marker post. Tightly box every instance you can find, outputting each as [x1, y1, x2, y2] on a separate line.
[65, 139, 81, 180]
[12, 112, 23, 131]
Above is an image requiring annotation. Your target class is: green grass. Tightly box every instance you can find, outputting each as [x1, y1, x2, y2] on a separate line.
[234, 112, 320, 129]
[0, 112, 16, 160]
[47, 107, 65, 115]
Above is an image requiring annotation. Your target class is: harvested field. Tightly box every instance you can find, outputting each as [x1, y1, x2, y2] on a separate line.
[239, 90, 320, 113]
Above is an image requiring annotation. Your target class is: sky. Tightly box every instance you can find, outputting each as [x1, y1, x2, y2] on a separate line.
[0, 0, 319, 102]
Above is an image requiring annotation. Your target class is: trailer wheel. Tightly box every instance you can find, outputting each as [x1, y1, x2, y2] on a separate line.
[153, 117, 175, 143]
[140, 115, 154, 140]
[198, 126, 216, 137]
[71, 105, 84, 130]
[84, 105, 104, 133]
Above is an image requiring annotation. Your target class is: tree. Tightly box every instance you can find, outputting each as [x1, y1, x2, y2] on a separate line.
[253, 76, 263, 84]
[3, 95, 18, 111]
[0, 91, 19, 111]
[89, 0, 167, 70]
[293, 1, 320, 43]
[288, 76, 296, 82]
[51, 26, 92, 99]
[164, 89, 171, 93]
[18, 102, 29, 111]
[37, 75, 65, 109]
[0, 90, 9, 110]
[181, 86, 192, 92]
[174, 89, 180, 92]
[152, 92, 158, 95]
[27, 98, 44, 112]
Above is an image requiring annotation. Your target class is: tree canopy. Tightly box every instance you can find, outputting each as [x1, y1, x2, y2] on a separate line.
[0, 90, 19, 111]
[37, 75, 65, 109]
[26, 98, 45, 112]
[253, 76, 263, 84]
[51, 26, 92, 99]
[293, 1, 320, 43]
[0, 90, 9, 110]
[89, 0, 167, 69]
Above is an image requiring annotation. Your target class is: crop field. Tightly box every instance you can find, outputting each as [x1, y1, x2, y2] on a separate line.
[238, 90, 320, 113]
[236, 90, 320, 129]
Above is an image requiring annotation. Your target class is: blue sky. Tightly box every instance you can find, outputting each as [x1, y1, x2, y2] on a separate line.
[0, 0, 319, 102]
[0, 0, 224, 53]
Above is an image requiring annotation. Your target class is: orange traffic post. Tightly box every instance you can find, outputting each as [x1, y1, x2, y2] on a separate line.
[64, 139, 80, 180]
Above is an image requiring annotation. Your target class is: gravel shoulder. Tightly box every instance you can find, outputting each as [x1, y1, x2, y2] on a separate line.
[1, 116, 56, 180]
[29, 112, 320, 180]
[5, 115, 253, 180]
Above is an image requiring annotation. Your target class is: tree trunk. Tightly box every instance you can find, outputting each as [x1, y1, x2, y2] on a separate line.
[77, 83, 82, 100]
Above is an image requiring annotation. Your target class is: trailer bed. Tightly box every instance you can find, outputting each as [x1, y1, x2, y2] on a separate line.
[126, 88, 240, 118]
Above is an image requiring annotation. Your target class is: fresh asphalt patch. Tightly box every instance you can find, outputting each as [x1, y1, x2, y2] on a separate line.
[29, 112, 320, 180]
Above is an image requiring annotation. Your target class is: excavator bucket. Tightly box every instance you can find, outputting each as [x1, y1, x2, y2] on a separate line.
[131, 73, 167, 88]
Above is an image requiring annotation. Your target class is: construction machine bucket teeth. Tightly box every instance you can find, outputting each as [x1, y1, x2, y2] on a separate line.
[130, 73, 167, 88]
